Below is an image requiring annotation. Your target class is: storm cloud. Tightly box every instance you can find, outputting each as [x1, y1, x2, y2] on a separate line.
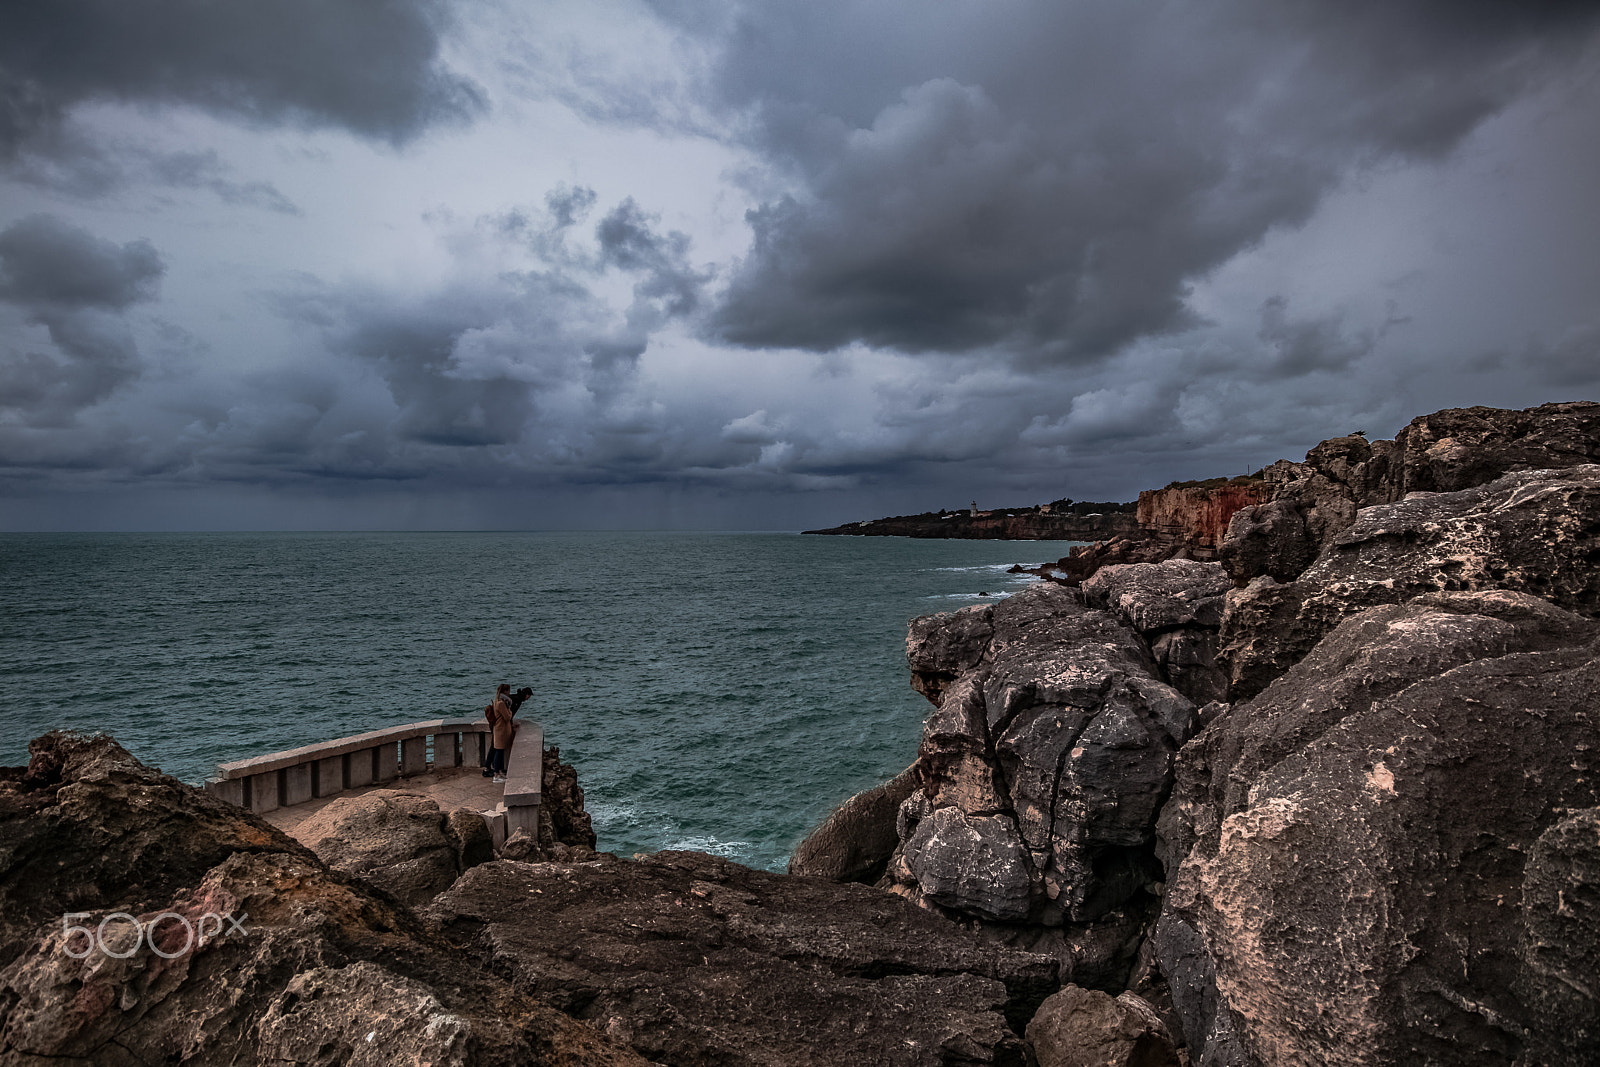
[0, 0, 481, 158]
[705, 0, 1600, 361]
[0, 214, 163, 425]
[2, 0, 1599, 528]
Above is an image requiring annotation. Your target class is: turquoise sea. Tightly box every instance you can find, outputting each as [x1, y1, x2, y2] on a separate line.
[0, 532, 1078, 871]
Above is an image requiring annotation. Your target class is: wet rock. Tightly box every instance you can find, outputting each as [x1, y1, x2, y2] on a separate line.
[1218, 464, 1600, 698]
[790, 765, 921, 883]
[295, 789, 484, 907]
[1025, 985, 1180, 1067]
[429, 849, 1059, 1066]
[1156, 592, 1600, 1066]
[0, 733, 649, 1067]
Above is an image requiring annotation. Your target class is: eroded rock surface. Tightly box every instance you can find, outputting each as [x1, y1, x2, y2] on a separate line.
[884, 584, 1195, 988]
[1082, 560, 1232, 705]
[1218, 464, 1600, 698]
[790, 765, 920, 883]
[1156, 593, 1600, 1066]
[429, 849, 1059, 1066]
[0, 733, 648, 1067]
[1219, 401, 1600, 585]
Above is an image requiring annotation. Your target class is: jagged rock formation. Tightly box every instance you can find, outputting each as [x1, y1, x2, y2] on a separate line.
[877, 584, 1197, 988]
[1218, 463, 1600, 698]
[2, 733, 1067, 1067]
[541, 744, 597, 853]
[429, 849, 1058, 1066]
[1219, 401, 1600, 584]
[295, 788, 494, 906]
[0, 733, 647, 1066]
[789, 402, 1600, 1065]
[1155, 591, 1600, 1066]
[1081, 560, 1233, 706]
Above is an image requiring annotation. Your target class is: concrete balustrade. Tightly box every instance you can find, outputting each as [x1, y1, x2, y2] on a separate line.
[206, 717, 495, 814]
[205, 717, 543, 847]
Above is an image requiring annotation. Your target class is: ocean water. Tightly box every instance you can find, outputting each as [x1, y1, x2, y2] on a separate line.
[0, 531, 1078, 871]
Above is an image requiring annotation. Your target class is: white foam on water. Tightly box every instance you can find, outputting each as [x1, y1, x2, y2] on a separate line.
[664, 835, 754, 859]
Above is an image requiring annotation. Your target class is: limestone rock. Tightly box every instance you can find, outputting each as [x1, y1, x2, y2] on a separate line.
[899, 806, 1034, 921]
[428, 850, 1059, 1065]
[1025, 985, 1180, 1067]
[0, 731, 317, 965]
[0, 733, 649, 1067]
[908, 602, 995, 703]
[1082, 560, 1233, 706]
[789, 765, 920, 883]
[1082, 560, 1231, 634]
[1135, 482, 1273, 552]
[1218, 464, 1600, 698]
[1219, 402, 1600, 586]
[296, 789, 477, 907]
[1516, 807, 1600, 1065]
[1156, 592, 1600, 1066]
[882, 585, 1193, 990]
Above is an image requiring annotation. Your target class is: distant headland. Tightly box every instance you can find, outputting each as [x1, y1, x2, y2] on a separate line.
[803, 498, 1141, 540]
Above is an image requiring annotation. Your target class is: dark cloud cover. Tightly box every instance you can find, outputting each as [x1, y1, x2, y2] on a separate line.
[2, 0, 1599, 528]
[0, 214, 163, 309]
[0, 0, 481, 155]
[701, 0, 1600, 361]
[0, 214, 162, 426]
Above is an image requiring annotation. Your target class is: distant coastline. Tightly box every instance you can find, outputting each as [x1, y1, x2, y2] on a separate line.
[803, 500, 1139, 541]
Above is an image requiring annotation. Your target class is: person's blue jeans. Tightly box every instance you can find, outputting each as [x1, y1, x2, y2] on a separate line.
[488, 747, 508, 775]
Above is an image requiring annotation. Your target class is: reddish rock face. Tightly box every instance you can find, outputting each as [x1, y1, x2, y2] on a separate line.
[1136, 483, 1272, 550]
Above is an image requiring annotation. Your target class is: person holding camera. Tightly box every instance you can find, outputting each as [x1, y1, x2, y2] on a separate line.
[483, 683, 532, 783]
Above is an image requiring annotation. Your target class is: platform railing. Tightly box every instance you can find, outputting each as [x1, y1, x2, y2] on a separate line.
[203, 716, 542, 845]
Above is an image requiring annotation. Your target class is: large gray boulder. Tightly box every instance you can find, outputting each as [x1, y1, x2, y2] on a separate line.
[885, 584, 1195, 988]
[1154, 591, 1600, 1066]
[1218, 464, 1600, 699]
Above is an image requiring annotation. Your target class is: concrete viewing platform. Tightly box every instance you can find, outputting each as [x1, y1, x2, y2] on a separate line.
[206, 716, 544, 849]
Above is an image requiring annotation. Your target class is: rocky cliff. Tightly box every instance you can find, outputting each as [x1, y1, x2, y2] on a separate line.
[1135, 481, 1272, 552]
[1, 733, 1071, 1066]
[796, 400, 1600, 1066]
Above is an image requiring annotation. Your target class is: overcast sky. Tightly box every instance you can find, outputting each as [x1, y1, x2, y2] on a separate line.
[2, 0, 1598, 531]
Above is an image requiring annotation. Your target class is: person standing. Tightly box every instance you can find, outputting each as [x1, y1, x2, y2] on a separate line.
[487, 683, 517, 784]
